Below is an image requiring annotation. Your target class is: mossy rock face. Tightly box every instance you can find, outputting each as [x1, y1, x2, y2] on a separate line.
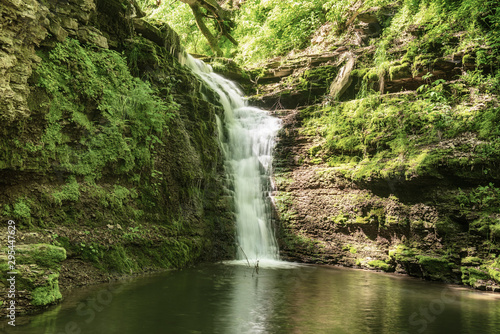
[368, 260, 394, 272]
[416, 255, 458, 282]
[16, 244, 67, 268]
[0, 0, 234, 279]
[461, 256, 482, 266]
[387, 245, 460, 282]
[31, 273, 63, 306]
[0, 243, 66, 312]
[461, 267, 490, 287]
[1, 0, 237, 318]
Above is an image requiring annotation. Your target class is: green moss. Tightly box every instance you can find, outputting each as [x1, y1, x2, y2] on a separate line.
[342, 244, 357, 254]
[308, 145, 322, 157]
[282, 233, 318, 252]
[368, 260, 393, 272]
[274, 172, 294, 189]
[26, 38, 177, 182]
[333, 213, 349, 225]
[16, 244, 66, 268]
[310, 158, 323, 165]
[364, 70, 380, 82]
[31, 273, 62, 306]
[6, 198, 33, 226]
[52, 176, 80, 206]
[461, 267, 490, 286]
[461, 257, 482, 266]
[484, 259, 500, 283]
[299, 92, 500, 181]
[74, 231, 205, 274]
[351, 68, 369, 79]
[101, 244, 138, 273]
[355, 216, 370, 225]
[416, 255, 456, 280]
[302, 66, 338, 89]
[454, 184, 500, 239]
[388, 62, 410, 80]
[389, 245, 416, 262]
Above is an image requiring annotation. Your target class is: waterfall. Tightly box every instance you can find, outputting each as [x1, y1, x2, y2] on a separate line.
[181, 54, 280, 262]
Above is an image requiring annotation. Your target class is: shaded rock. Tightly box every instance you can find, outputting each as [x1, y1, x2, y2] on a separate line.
[60, 16, 79, 31]
[133, 18, 181, 56]
[0, 0, 48, 122]
[78, 26, 109, 48]
[49, 20, 69, 42]
[329, 52, 355, 99]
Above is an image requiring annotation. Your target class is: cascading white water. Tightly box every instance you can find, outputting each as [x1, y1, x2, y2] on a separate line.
[181, 54, 280, 262]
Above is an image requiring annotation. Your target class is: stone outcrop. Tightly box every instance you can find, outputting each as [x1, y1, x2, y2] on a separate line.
[0, 242, 66, 315]
[0, 0, 49, 122]
[246, 3, 479, 108]
[329, 52, 355, 99]
[0, 0, 234, 317]
[272, 101, 500, 291]
[253, 4, 500, 291]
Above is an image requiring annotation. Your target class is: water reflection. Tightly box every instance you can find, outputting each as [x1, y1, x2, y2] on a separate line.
[7, 264, 500, 334]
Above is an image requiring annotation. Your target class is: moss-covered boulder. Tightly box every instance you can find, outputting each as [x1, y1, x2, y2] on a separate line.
[0, 244, 66, 313]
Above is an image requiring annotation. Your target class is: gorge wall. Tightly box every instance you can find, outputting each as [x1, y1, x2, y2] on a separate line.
[240, 4, 500, 291]
[0, 0, 234, 316]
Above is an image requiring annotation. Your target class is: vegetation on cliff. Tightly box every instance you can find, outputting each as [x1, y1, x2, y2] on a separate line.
[254, 0, 499, 290]
[0, 0, 234, 315]
[1, 0, 500, 316]
[144, 0, 499, 66]
[135, 0, 498, 290]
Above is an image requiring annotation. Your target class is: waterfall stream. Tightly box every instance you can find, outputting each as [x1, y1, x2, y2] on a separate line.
[181, 54, 281, 262]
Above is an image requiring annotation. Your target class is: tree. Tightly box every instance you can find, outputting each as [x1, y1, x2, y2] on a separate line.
[177, 0, 238, 56]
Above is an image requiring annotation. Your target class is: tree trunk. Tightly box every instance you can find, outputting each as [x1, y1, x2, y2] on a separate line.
[179, 0, 238, 54]
[189, 3, 223, 56]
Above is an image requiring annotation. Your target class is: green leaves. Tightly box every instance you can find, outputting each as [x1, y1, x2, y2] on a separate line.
[234, 0, 326, 64]
[35, 38, 177, 181]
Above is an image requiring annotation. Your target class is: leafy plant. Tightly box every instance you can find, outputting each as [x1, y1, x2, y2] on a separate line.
[123, 224, 144, 241]
[457, 184, 500, 240]
[235, 0, 327, 64]
[34, 38, 177, 182]
[416, 75, 448, 103]
[52, 176, 80, 206]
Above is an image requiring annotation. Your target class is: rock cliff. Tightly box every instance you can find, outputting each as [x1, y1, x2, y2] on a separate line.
[243, 4, 500, 291]
[0, 0, 234, 316]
